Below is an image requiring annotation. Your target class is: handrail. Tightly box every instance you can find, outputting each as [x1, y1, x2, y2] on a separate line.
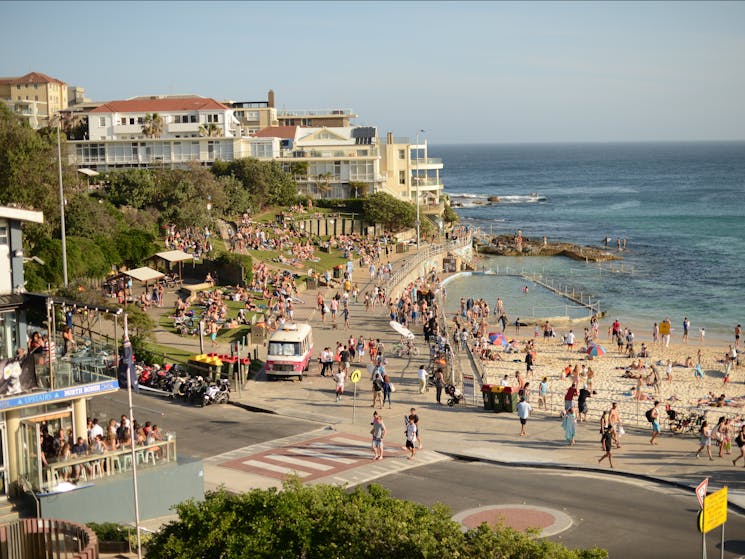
[43, 439, 177, 490]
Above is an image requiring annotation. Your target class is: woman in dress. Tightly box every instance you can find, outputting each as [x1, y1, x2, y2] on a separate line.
[695, 421, 714, 460]
[562, 407, 577, 445]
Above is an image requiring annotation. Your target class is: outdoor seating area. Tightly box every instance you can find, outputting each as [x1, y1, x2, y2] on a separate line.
[43, 438, 177, 491]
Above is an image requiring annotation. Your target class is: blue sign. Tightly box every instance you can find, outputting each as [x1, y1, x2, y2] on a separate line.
[0, 379, 119, 411]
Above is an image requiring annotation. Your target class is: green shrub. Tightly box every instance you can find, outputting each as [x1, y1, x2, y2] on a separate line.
[87, 522, 129, 542]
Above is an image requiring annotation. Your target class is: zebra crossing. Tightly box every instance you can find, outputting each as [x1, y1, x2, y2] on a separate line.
[204, 429, 449, 488]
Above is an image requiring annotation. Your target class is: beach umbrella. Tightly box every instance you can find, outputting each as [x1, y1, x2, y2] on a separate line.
[389, 320, 415, 339]
[489, 333, 508, 347]
[587, 345, 607, 357]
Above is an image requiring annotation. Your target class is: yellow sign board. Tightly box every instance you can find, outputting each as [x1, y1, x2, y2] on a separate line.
[700, 487, 728, 533]
[658, 321, 671, 335]
[350, 369, 362, 384]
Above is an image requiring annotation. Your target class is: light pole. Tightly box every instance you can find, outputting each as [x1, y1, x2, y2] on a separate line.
[56, 119, 69, 286]
[415, 129, 425, 249]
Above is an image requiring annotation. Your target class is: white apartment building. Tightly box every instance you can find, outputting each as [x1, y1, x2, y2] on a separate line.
[70, 96, 279, 170]
[66, 93, 443, 204]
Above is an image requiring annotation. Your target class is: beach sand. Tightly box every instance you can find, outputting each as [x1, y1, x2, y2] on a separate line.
[476, 329, 743, 425]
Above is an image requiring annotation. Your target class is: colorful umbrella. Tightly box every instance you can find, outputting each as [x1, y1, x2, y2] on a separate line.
[489, 333, 508, 347]
[587, 345, 606, 357]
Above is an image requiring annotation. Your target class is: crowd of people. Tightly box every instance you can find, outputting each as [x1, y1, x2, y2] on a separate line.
[40, 414, 166, 483]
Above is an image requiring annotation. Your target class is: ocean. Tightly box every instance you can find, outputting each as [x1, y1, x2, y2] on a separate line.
[429, 142, 745, 342]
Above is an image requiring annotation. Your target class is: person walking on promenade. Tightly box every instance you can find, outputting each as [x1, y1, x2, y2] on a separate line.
[563, 382, 578, 417]
[382, 374, 393, 409]
[609, 402, 623, 448]
[417, 364, 428, 393]
[732, 425, 745, 467]
[696, 421, 714, 460]
[562, 407, 577, 445]
[404, 415, 418, 460]
[408, 407, 422, 449]
[370, 414, 387, 461]
[433, 369, 445, 405]
[538, 377, 548, 410]
[577, 384, 591, 422]
[649, 400, 661, 445]
[517, 396, 532, 437]
[598, 423, 616, 469]
[333, 369, 345, 403]
[371, 370, 384, 409]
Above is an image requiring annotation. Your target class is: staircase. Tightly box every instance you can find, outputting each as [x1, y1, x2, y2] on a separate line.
[0, 495, 20, 525]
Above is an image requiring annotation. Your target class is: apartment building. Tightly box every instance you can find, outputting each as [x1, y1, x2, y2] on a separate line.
[0, 71, 69, 128]
[70, 96, 279, 170]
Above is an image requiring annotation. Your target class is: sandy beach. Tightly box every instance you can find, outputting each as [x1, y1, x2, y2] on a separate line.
[474, 324, 743, 426]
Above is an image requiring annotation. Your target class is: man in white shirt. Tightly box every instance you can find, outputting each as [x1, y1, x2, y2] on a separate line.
[499, 374, 510, 387]
[517, 396, 532, 436]
[88, 418, 104, 441]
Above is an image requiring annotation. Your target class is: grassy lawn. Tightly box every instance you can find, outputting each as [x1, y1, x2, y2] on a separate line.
[142, 341, 193, 364]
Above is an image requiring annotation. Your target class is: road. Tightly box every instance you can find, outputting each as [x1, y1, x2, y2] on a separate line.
[88, 391, 745, 558]
[88, 389, 316, 459]
[376, 461, 745, 559]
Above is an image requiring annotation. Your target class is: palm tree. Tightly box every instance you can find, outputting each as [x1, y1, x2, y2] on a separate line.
[198, 123, 221, 137]
[142, 113, 164, 138]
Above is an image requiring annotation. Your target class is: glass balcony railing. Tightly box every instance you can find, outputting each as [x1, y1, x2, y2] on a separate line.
[412, 157, 443, 166]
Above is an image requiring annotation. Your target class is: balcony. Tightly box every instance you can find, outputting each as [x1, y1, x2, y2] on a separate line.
[411, 177, 442, 188]
[277, 108, 355, 117]
[412, 157, 443, 169]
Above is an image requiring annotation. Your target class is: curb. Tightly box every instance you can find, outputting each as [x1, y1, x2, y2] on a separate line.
[441, 451, 745, 517]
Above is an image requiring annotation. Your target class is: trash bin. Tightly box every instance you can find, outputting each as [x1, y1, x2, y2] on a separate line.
[481, 384, 495, 410]
[491, 385, 505, 412]
[396, 243, 409, 254]
[333, 266, 342, 279]
[305, 277, 317, 290]
[502, 386, 519, 413]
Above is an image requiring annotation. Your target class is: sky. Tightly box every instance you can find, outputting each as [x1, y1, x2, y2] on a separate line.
[1, 1, 744, 144]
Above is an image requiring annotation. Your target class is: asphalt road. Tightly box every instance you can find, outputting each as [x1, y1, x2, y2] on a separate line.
[88, 389, 317, 459]
[87, 391, 745, 558]
[374, 460, 745, 559]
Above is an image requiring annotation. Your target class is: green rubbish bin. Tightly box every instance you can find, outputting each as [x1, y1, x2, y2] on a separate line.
[502, 387, 519, 413]
[481, 385, 495, 410]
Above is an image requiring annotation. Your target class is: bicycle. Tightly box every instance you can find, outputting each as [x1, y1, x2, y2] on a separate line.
[392, 340, 420, 358]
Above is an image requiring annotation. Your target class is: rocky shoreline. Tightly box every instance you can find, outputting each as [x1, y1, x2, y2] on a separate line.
[475, 234, 621, 262]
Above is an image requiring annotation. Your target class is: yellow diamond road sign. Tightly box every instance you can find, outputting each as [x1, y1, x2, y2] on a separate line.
[350, 369, 362, 383]
[699, 487, 728, 533]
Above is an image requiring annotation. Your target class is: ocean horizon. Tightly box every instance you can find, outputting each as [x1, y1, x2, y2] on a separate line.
[430, 141, 745, 344]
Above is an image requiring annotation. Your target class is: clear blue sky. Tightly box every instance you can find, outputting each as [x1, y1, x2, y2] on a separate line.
[2, 1, 744, 143]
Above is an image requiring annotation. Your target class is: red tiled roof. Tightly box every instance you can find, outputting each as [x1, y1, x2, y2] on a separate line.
[0, 71, 67, 86]
[90, 97, 229, 113]
[252, 126, 297, 139]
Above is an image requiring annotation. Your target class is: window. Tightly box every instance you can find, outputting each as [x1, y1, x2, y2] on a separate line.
[207, 114, 220, 123]
[190, 115, 198, 123]
[246, 111, 259, 121]
[0, 225, 8, 245]
[399, 171, 406, 185]
[269, 342, 301, 357]
[99, 117, 106, 127]
[399, 149, 405, 159]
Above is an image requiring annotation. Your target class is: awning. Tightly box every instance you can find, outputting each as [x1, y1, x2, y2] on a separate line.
[124, 267, 164, 283]
[77, 168, 100, 177]
[154, 250, 194, 263]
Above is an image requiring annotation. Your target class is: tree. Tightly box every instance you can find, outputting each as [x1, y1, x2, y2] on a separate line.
[211, 158, 297, 210]
[348, 181, 370, 198]
[142, 113, 164, 138]
[146, 481, 607, 559]
[443, 202, 459, 224]
[198, 123, 221, 137]
[363, 192, 416, 232]
[0, 104, 79, 244]
[104, 169, 159, 210]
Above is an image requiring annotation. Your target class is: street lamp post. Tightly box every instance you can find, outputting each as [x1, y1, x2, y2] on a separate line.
[415, 130, 425, 249]
[56, 120, 68, 286]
